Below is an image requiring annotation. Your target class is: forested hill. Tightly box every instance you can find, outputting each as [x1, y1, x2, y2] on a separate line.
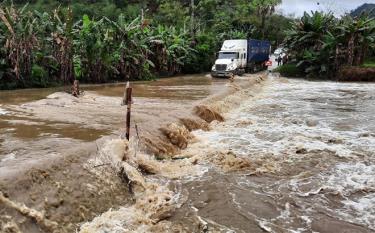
[351, 3, 375, 17]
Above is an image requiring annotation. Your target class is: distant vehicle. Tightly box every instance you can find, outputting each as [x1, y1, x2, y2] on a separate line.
[211, 39, 271, 78]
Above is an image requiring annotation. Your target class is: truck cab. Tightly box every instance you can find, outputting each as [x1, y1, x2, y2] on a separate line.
[211, 40, 247, 78]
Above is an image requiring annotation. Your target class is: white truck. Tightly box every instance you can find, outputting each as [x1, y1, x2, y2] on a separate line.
[211, 39, 271, 78]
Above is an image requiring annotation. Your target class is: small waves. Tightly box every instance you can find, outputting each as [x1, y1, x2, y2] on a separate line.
[190, 78, 375, 232]
[329, 163, 375, 229]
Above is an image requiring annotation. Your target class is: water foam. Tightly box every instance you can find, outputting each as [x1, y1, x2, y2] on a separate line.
[81, 138, 208, 232]
[82, 77, 375, 232]
[1, 153, 16, 163]
[341, 193, 375, 229]
[191, 78, 375, 231]
[0, 106, 8, 115]
[327, 163, 375, 229]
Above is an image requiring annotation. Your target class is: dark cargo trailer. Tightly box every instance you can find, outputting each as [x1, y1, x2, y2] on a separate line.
[246, 39, 271, 72]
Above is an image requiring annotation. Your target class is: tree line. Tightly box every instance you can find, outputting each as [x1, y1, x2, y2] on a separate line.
[283, 11, 375, 78]
[3, 1, 372, 88]
[0, 0, 289, 89]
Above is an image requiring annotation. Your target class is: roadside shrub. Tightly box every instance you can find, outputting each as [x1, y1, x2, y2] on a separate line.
[274, 64, 303, 77]
[182, 32, 218, 73]
[362, 58, 375, 68]
[337, 66, 375, 82]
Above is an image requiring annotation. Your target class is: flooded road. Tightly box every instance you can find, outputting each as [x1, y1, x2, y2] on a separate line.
[1, 73, 374, 233]
[169, 77, 375, 232]
[0, 74, 228, 179]
[0, 73, 250, 233]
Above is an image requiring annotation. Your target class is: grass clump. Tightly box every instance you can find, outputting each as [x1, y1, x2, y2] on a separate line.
[362, 58, 375, 68]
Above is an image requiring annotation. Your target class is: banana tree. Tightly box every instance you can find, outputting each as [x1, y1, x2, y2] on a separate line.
[74, 15, 119, 82]
[285, 11, 335, 53]
[152, 25, 193, 75]
[0, 4, 38, 83]
[110, 15, 155, 80]
[284, 11, 338, 76]
[34, 7, 75, 85]
[339, 14, 375, 66]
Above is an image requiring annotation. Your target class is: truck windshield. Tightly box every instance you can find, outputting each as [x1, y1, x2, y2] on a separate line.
[218, 52, 239, 59]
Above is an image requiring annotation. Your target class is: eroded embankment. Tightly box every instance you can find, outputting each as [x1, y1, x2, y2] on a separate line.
[0, 73, 267, 232]
[78, 73, 268, 232]
[143, 74, 267, 158]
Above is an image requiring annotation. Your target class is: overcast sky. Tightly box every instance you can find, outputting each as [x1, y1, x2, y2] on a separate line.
[277, 0, 375, 17]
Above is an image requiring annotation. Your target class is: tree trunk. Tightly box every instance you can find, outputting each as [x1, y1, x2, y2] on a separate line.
[354, 46, 362, 66]
[261, 14, 266, 39]
[347, 35, 355, 66]
[360, 43, 368, 65]
[190, 0, 195, 38]
[334, 45, 339, 72]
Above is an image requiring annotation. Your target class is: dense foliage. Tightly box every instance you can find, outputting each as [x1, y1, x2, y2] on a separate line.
[274, 63, 303, 77]
[284, 11, 375, 78]
[0, 0, 291, 89]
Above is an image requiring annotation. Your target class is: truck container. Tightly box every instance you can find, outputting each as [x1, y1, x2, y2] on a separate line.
[211, 39, 271, 78]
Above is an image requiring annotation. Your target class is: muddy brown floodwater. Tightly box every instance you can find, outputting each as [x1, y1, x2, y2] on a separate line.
[0, 73, 261, 232]
[0, 74, 227, 179]
[169, 77, 375, 233]
[1, 73, 374, 233]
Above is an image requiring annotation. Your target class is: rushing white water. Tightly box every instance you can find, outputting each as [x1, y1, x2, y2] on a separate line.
[77, 76, 375, 232]
[195, 79, 375, 158]
[189, 77, 375, 232]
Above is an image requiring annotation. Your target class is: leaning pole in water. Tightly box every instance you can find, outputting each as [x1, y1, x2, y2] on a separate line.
[123, 81, 133, 141]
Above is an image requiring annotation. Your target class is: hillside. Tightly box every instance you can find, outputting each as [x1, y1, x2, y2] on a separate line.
[351, 3, 375, 17]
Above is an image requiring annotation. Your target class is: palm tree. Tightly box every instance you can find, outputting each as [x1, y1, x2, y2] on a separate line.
[251, 0, 282, 39]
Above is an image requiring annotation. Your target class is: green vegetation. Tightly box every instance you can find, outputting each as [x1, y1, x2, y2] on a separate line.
[3, 1, 373, 88]
[284, 11, 375, 79]
[0, 0, 292, 89]
[274, 64, 303, 77]
[362, 58, 375, 68]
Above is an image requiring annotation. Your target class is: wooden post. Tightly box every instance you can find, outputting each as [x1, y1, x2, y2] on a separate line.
[125, 82, 132, 141]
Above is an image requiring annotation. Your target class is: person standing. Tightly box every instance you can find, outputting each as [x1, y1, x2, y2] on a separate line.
[277, 56, 282, 66]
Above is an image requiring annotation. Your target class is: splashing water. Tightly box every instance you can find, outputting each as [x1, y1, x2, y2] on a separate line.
[80, 76, 375, 232]
[174, 78, 375, 232]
